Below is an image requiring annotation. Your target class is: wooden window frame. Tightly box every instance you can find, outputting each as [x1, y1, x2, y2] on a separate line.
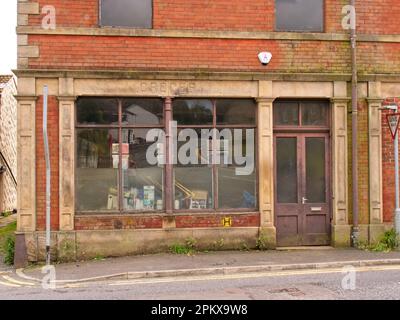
[75, 97, 258, 215]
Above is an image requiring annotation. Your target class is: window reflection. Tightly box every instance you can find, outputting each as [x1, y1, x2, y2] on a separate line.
[122, 99, 164, 126]
[76, 129, 118, 211]
[173, 99, 213, 125]
[122, 129, 164, 211]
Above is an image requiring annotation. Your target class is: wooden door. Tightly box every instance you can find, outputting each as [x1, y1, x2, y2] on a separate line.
[275, 133, 331, 246]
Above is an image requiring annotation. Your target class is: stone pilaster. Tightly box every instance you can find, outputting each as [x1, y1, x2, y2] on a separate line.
[16, 96, 37, 232]
[58, 78, 75, 231]
[257, 81, 276, 248]
[367, 81, 385, 244]
[331, 97, 351, 247]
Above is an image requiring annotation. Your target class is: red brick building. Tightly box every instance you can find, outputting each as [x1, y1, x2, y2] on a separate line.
[14, 0, 400, 262]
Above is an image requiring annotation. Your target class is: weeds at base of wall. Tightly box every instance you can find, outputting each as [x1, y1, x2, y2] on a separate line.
[3, 237, 15, 265]
[1, 211, 13, 218]
[357, 229, 399, 252]
[256, 231, 269, 251]
[0, 221, 16, 265]
[170, 237, 198, 255]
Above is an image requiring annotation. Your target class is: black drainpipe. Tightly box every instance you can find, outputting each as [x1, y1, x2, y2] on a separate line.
[350, 0, 359, 246]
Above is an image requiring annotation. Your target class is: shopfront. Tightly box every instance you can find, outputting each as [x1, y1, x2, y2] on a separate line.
[17, 76, 381, 261]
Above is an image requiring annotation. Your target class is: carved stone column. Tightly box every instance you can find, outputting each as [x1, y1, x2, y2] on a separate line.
[331, 98, 351, 247]
[16, 96, 37, 232]
[58, 96, 76, 231]
[257, 96, 276, 248]
[368, 97, 385, 243]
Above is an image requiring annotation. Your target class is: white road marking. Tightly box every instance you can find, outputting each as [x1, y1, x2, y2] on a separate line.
[109, 265, 400, 286]
[0, 280, 20, 288]
[2, 275, 36, 286]
[16, 269, 41, 282]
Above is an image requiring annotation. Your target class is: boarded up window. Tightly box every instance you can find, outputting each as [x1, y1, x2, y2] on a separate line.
[100, 0, 152, 28]
[275, 0, 324, 32]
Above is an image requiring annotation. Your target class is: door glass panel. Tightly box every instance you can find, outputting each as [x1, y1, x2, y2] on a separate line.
[276, 137, 298, 203]
[306, 137, 326, 203]
[274, 101, 299, 126]
[301, 101, 328, 126]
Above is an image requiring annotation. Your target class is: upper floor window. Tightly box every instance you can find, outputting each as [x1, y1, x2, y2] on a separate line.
[275, 0, 324, 32]
[100, 0, 152, 28]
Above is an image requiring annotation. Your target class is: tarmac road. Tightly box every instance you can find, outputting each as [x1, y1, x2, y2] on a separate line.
[0, 264, 399, 300]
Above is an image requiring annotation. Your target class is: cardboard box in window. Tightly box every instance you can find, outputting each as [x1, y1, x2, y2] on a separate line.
[112, 143, 129, 155]
[189, 190, 208, 209]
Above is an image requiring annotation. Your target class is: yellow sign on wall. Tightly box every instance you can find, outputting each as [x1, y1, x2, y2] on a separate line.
[222, 217, 233, 227]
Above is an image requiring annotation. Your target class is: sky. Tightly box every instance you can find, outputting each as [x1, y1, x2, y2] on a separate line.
[0, 0, 17, 74]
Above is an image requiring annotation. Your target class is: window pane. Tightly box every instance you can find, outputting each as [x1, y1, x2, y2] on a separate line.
[275, 0, 324, 32]
[122, 129, 163, 211]
[100, 0, 152, 28]
[276, 137, 298, 203]
[217, 128, 257, 209]
[174, 128, 213, 209]
[306, 137, 326, 203]
[218, 168, 257, 209]
[173, 99, 213, 125]
[76, 129, 118, 211]
[301, 101, 328, 126]
[174, 167, 213, 210]
[77, 98, 119, 125]
[122, 98, 164, 126]
[274, 101, 299, 126]
[216, 99, 256, 125]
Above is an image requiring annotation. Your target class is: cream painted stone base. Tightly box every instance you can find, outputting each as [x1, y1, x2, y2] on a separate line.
[331, 225, 352, 247]
[18, 228, 260, 263]
[368, 224, 386, 245]
[333, 224, 387, 247]
[258, 227, 277, 249]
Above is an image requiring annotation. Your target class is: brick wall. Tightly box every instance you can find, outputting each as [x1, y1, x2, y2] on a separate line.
[28, 0, 99, 27]
[74, 214, 259, 230]
[175, 214, 260, 228]
[36, 96, 59, 231]
[26, 0, 400, 35]
[75, 216, 163, 230]
[0, 78, 17, 213]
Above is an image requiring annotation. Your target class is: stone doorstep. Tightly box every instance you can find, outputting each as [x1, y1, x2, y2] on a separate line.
[18, 258, 400, 285]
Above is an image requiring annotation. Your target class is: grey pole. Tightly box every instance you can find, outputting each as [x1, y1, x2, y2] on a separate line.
[43, 85, 51, 265]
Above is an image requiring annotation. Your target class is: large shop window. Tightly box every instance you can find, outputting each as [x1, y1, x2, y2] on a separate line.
[100, 0, 153, 28]
[76, 98, 257, 213]
[275, 0, 324, 32]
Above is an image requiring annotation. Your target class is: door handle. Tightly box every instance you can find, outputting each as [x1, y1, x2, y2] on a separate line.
[302, 197, 308, 205]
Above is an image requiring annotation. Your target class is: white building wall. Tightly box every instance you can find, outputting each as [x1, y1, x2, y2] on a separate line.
[0, 77, 17, 213]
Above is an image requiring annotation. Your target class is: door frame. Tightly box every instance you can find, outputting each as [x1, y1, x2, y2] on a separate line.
[273, 99, 333, 247]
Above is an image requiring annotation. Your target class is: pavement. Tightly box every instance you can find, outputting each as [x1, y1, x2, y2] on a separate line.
[15, 247, 400, 285]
